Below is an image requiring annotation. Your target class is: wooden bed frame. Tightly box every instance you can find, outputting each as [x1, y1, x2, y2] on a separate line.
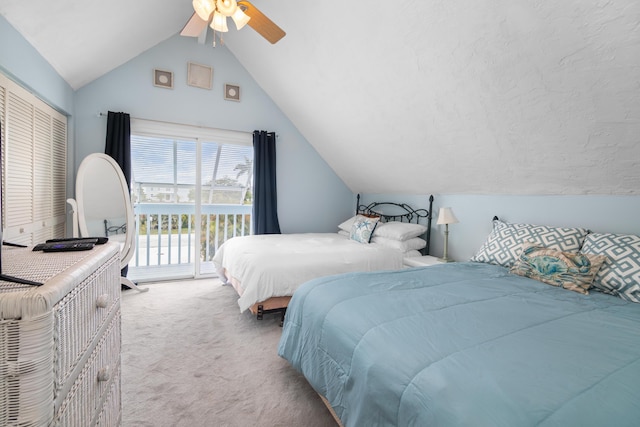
[228, 194, 435, 325]
[225, 271, 292, 324]
[319, 394, 344, 427]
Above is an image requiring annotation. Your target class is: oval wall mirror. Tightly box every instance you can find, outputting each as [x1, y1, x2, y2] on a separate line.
[75, 153, 147, 292]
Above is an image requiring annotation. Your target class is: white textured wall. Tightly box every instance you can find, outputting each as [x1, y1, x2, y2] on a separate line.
[226, 0, 640, 196]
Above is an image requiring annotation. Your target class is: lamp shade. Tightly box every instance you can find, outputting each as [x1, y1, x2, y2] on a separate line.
[193, 0, 216, 20]
[211, 11, 229, 32]
[216, 0, 238, 17]
[231, 7, 251, 30]
[437, 207, 459, 225]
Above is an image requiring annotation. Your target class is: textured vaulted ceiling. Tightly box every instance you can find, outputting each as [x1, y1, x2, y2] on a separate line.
[2, 0, 639, 195]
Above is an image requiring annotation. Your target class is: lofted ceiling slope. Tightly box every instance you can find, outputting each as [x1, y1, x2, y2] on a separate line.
[0, 0, 195, 89]
[2, 0, 640, 196]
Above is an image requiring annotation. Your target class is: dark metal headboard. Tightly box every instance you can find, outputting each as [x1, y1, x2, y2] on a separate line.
[355, 194, 434, 255]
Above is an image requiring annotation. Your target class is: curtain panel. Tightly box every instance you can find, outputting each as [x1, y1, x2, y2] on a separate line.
[252, 130, 281, 235]
[105, 111, 132, 186]
[104, 111, 131, 278]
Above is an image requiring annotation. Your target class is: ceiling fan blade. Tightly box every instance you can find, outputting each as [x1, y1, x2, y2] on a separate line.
[181, 12, 209, 37]
[237, 1, 286, 44]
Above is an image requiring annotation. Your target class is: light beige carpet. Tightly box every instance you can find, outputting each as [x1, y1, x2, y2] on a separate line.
[120, 279, 337, 427]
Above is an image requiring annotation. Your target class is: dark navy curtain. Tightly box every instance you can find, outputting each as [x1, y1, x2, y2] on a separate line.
[104, 111, 131, 187]
[252, 131, 281, 235]
[104, 111, 131, 279]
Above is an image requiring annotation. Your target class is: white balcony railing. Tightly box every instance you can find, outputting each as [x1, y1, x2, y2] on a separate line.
[130, 203, 252, 274]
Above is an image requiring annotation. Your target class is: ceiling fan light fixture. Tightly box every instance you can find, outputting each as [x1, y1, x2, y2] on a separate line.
[216, 0, 238, 17]
[192, 0, 216, 21]
[231, 8, 250, 30]
[211, 11, 229, 32]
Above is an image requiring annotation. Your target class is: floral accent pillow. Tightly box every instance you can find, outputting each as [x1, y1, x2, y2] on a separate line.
[510, 242, 607, 295]
[350, 215, 380, 244]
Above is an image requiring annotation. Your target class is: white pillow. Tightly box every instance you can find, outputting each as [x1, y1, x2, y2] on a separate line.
[338, 215, 357, 233]
[337, 230, 350, 237]
[404, 250, 423, 258]
[371, 236, 426, 252]
[373, 221, 427, 241]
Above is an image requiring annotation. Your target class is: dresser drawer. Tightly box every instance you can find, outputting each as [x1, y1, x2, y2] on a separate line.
[53, 252, 120, 394]
[53, 309, 121, 427]
[95, 366, 122, 426]
[0, 311, 55, 426]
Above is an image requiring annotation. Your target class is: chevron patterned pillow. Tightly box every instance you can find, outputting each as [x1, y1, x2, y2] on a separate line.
[580, 233, 640, 303]
[470, 219, 589, 268]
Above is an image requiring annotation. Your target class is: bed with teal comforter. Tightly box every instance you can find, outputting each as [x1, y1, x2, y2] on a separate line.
[278, 262, 640, 427]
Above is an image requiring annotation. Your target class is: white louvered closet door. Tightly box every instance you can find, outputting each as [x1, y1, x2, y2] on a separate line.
[0, 73, 67, 245]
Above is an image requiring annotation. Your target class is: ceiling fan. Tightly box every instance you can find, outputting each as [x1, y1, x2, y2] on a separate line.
[181, 0, 286, 45]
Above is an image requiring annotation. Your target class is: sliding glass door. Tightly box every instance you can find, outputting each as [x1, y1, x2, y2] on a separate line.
[128, 123, 253, 282]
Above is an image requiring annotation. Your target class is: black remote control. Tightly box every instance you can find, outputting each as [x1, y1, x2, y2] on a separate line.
[42, 242, 95, 252]
[34, 238, 99, 251]
[46, 237, 108, 245]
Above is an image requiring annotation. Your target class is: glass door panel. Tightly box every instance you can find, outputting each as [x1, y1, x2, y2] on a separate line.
[130, 137, 198, 281]
[198, 142, 253, 275]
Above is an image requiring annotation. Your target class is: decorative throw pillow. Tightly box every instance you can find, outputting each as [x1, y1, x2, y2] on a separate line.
[349, 215, 380, 244]
[339, 214, 380, 233]
[580, 233, 640, 303]
[510, 243, 606, 295]
[470, 219, 589, 268]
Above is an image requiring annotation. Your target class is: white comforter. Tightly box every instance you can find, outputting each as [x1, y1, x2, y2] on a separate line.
[212, 233, 404, 312]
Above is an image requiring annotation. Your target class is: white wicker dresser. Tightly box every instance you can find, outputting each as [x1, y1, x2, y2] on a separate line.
[0, 242, 121, 426]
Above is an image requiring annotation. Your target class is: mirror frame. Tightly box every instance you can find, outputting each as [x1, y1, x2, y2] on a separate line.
[76, 153, 135, 269]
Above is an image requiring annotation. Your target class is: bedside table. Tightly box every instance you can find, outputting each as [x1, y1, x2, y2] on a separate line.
[403, 255, 446, 268]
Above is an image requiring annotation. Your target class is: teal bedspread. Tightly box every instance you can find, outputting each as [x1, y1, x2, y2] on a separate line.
[278, 262, 640, 427]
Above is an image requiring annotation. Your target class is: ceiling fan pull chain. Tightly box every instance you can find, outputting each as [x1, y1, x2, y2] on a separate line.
[211, 30, 225, 47]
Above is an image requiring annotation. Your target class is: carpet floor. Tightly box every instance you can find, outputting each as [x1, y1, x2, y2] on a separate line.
[120, 279, 337, 427]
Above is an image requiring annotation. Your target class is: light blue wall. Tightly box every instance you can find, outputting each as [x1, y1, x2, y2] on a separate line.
[361, 193, 640, 262]
[1, 16, 353, 234]
[73, 34, 353, 233]
[0, 16, 76, 208]
[0, 16, 74, 114]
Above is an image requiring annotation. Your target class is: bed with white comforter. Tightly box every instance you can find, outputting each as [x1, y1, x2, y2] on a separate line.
[213, 232, 405, 313]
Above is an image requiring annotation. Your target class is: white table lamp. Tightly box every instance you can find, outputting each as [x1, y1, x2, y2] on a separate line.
[437, 207, 459, 262]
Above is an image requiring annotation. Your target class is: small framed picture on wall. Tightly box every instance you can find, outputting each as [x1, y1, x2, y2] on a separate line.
[153, 69, 173, 89]
[187, 62, 213, 90]
[224, 84, 241, 101]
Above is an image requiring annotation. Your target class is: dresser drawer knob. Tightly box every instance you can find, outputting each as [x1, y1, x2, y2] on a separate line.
[96, 294, 109, 308]
[97, 366, 111, 382]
